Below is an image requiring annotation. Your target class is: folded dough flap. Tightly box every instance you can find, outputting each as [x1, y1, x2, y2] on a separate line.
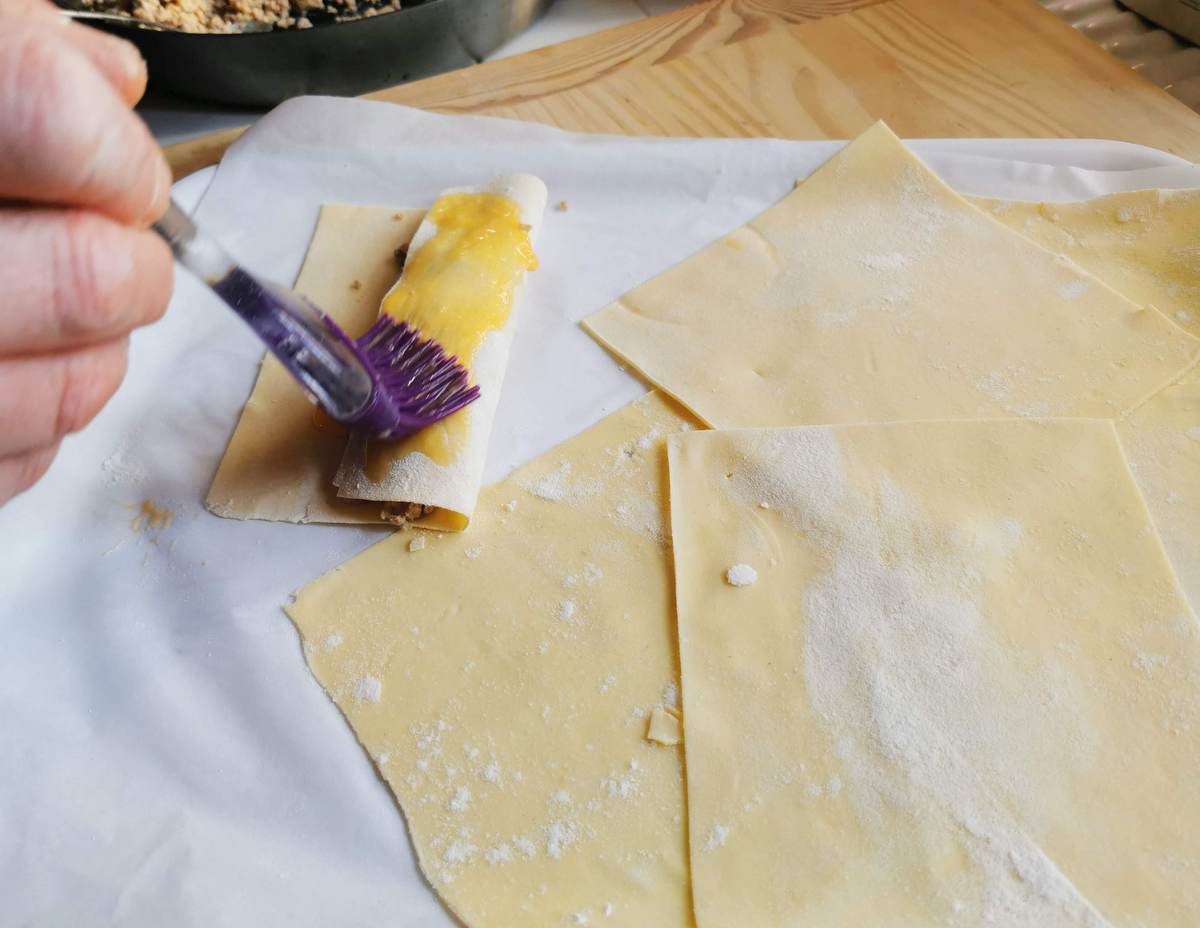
[334, 174, 548, 531]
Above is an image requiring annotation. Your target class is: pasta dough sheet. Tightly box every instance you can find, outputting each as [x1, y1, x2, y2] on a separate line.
[583, 122, 1199, 430]
[969, 188, 1200, 339]
[287, 392, 698, 928]
[206, 205, 424, 524]
[668, 421, 1200, 928]
[964, 187, 1200, 615]
[335, 174, 548, 531]
[1120, 365, 1200, 612]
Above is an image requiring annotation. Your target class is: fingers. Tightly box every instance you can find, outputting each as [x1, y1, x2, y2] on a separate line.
[0, 338, 129, 455]
[0, 208, 173, 353]
[0, 0, 148, 104]
[0, 2, 162, 505]
[0, 0, 60, 19]
[0, 442, 60, 506]
[61, 21, 149, 106]
[0, 21, 169, 224]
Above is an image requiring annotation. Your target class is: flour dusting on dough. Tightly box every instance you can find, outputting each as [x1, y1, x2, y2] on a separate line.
[545, 820, 579, 859]
[1057, 279, 1090, 301]
[702, 824, 729, 851]
[860, 253, 911, 271]
[352, 676, 382, 703]
[524, 461, 600, 503]
[609, 494, 667, 542]
[285, 394, 693, 926]
[715, 426, 1116, 923]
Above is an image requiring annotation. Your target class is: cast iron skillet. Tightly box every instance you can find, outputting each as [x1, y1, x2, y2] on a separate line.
[57, 0, 551, 106]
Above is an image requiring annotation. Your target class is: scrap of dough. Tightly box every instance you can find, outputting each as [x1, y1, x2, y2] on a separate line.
[206, 205, 423, 523]
[1120, 364, 1200, 612]
[668, 420, 1200, 928]
[287, 393, 697, 928]
[646, 706, 682, 746]
[969, 188, 1200, 339]
[583, 122, 1198, 429]
[335, 175, 548, 531]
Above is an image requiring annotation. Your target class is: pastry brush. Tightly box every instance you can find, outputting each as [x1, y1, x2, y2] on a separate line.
[154, 199, 479, 439]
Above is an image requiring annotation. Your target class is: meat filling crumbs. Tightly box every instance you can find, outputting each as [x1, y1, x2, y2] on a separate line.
[82, 0, 407, 33]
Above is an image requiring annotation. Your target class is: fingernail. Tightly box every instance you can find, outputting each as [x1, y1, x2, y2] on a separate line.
[141, 156, 171, 225]
[113, 37, 146, 83]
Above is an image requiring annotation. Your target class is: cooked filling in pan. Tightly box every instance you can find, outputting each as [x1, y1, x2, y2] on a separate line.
[81, 0, 410, 32]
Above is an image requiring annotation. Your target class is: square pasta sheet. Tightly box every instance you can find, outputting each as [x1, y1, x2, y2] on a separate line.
[667, 420, 1200, 928]
[584, 121, 1200, 616]
[287, 393, 699, 928]
[965, 188, 1200, 610]
[583, 122, 1198, 429]
[1119, 367, 1200, 609]
[969, 188, 1200, 339]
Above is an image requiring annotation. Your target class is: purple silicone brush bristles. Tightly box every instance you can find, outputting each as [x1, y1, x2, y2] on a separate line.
[342, 316, 481, 440]
[153, 199, 478, 441]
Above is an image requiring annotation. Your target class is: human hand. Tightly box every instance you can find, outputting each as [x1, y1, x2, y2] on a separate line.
[0, 0, 173, 504]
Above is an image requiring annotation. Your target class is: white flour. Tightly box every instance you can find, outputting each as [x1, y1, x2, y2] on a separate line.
[101, 433, 149, 486]
[860, 253, 912, 272]
[544, 820, 579, 859]
[523, 461, 600, 504]
[447, 787, 471, 813]
[725, 564, 758, 587]
[352, 676, 382, 703]
[727, 428, 1108, 924]
[1057, 280, 1090, 301]
[702, 824, 729, 851]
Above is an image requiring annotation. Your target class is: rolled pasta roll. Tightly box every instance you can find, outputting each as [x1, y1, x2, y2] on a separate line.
[334, 174, 547, 531]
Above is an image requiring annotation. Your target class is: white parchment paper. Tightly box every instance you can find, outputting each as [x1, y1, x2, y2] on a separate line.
[1, 97, 1196, 927]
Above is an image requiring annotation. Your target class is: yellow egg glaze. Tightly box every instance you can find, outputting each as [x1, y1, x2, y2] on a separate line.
[363, 192, 537, 480]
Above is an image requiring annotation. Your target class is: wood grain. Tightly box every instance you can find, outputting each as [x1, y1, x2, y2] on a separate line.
[485, 0, 1200, 156]
[365, 0, 876, 112]
[165, 0, 868, 178]
[167, 126, 247, 181]
[164, 0, 1200, 179]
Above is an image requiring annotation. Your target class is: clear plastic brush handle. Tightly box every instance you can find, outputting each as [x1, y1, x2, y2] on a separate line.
[154, 199, 374, 421]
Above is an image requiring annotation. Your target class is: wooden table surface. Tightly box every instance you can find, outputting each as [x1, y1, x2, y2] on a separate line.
[164, 0, 1200, 180]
